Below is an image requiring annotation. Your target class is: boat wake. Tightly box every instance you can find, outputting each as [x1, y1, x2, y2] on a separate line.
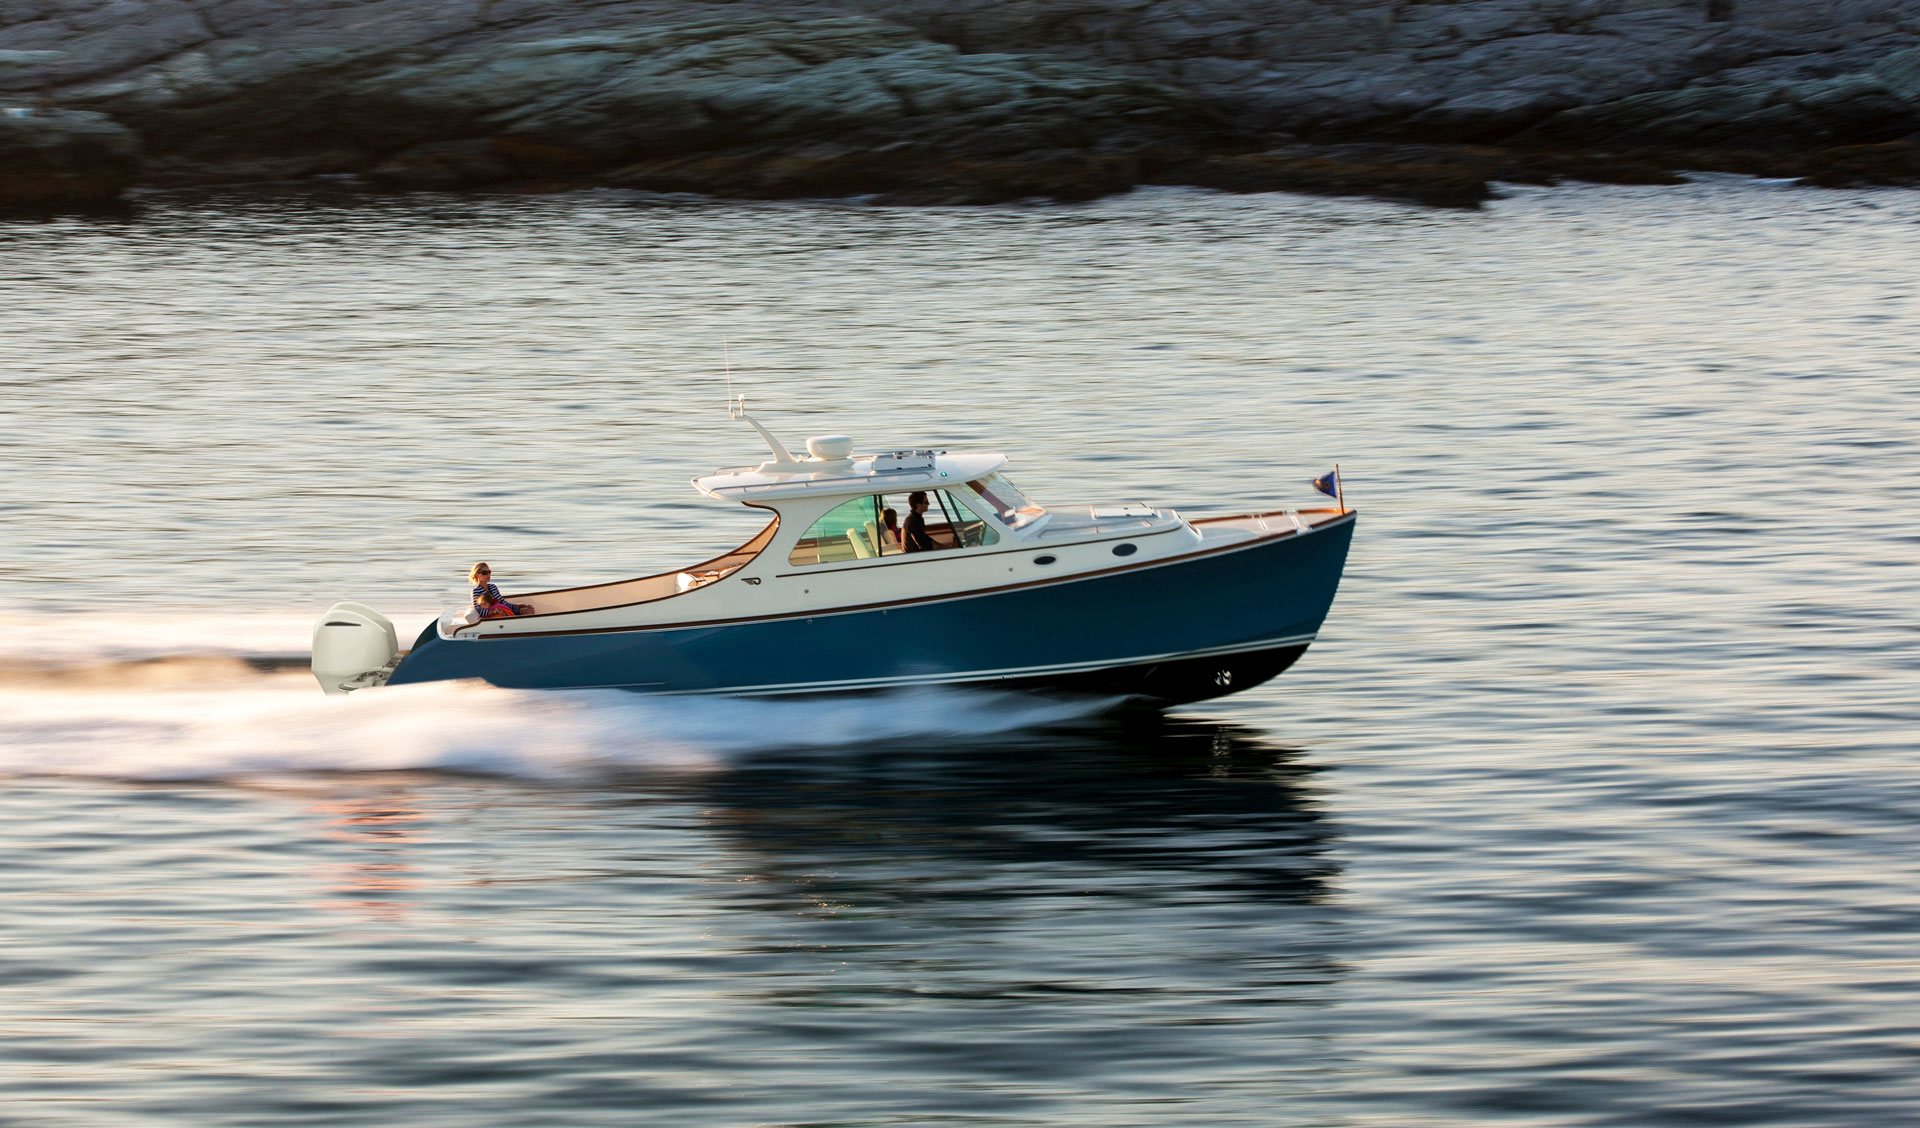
[0, 612, 1122, 783]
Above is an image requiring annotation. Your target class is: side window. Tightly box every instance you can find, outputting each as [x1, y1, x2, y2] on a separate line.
[789, 496, 886, 566]
[891, 489, 999, 553]
[935, 489, 1000, 549]
[789, 491, 1001, 565]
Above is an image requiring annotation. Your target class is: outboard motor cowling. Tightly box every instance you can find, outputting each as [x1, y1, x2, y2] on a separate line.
[312, 602, 400, 695]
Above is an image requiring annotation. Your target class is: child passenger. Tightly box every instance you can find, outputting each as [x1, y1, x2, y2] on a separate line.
[470, 562, 534, 618]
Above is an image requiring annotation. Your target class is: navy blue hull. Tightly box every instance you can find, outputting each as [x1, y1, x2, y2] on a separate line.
[390, 515, 1354, 705]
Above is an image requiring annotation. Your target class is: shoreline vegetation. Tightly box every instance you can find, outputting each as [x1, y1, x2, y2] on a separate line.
[4, 1, 1919, 211]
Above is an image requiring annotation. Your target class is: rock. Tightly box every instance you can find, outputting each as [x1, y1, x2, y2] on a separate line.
[839, 0, 1920, 143]
[1797, 141, 1920, 188]
[1399, 84, 1590, 146]
[56, 14, 1226, 201]
[1144, 140, 1689, 208]
[1870, 47, 1920, 103]
[0, 105, 140, 206]
[0, 50, 66, 76]
[1515, 46, 1920, 152]
[8, 0, 1920, 206]
[367, 139, 514, 190]
[1150, 146, 1494, 208]
[1489, 149, 1687, 187]
[605, 147, 1146, 203]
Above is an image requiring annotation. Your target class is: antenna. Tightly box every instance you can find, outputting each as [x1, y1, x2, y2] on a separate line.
[715, 339, 798, 468]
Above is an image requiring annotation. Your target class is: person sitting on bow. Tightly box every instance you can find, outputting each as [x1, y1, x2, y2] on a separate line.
[470, 562, 534, 618]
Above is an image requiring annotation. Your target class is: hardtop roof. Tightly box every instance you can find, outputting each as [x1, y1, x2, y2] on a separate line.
[694, 450, 1009, 504]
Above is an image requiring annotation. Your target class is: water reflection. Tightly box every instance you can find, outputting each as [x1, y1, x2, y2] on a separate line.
[690, 714, 1339, 909]
[653, 716, 1351, 1088]
[306, 789, 426, 921]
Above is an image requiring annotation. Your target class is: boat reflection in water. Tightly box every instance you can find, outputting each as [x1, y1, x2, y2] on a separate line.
[676, 710, 1346, 964]
[648, 714, 1350, 1097]
[687, 715, 1339, 905]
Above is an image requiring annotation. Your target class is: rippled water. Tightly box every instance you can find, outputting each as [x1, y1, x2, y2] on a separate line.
[3, 179, 1918, 1126]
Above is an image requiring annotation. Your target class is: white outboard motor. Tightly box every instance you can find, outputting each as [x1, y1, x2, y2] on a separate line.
[312, 601, 400, 695]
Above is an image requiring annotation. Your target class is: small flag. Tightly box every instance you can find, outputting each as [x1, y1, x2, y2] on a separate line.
[1311, 469, 1339, 499]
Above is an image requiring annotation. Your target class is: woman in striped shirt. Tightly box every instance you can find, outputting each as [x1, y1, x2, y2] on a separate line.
[470, 562, 534, 618]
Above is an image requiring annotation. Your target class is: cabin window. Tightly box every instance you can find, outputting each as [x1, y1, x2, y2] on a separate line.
[788, 490, 998, 566]
[788, 496, 884, 566]
[966, 472, 1046, 529]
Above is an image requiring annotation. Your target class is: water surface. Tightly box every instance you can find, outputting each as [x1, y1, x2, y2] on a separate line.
[2, 178, 1917, 1126]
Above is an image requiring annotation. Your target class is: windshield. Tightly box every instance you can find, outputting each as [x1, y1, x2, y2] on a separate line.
[966, 472, 1046, 529]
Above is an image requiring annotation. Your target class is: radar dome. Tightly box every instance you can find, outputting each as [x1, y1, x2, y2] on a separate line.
[806, 435, 854, 460]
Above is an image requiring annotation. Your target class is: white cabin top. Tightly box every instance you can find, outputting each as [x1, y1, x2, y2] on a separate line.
[694, 403, 1018, 504]
[689, 406, 1070, 548]
[695, 448, 1009, 503]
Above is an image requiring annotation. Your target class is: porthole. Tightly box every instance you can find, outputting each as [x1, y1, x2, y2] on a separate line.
[1034, 554, 1057, 565]
[1112, 543, 1138, 557]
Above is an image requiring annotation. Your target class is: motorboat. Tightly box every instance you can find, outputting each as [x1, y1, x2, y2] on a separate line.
[312, 402, 1356, 704]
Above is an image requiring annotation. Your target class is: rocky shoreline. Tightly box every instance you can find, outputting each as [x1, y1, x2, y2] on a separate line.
[4, 1, 1919, 210]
